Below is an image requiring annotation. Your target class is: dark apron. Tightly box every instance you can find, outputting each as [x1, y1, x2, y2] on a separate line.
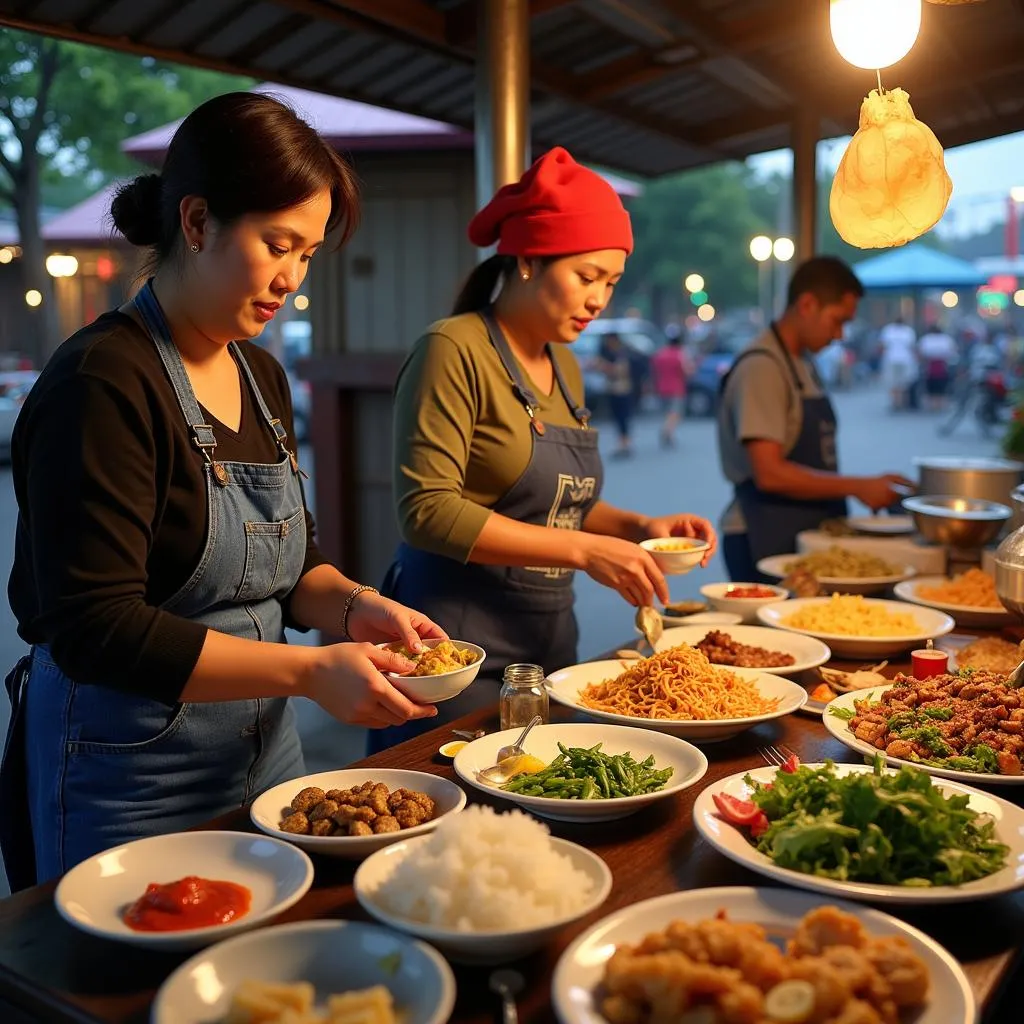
[723, 324, 847, 579]
[1, 656, 34, 891]
[368, 309, 603, 753]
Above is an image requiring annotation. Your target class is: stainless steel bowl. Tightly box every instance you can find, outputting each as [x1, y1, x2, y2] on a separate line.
[902, 494, 1011, 548]
[995, 524, 1024, 620]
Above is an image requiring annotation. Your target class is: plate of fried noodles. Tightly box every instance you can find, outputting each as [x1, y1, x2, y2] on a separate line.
[545, 646, 806, 742]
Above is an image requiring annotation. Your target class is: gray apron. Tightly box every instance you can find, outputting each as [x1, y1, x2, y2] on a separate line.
[722, 323, 847, 580]
[368, 309, 603, 753]
[0, 281, 307, 888]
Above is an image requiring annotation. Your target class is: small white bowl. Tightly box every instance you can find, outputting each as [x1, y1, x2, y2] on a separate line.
[379, 638, 486, 703]
[700, 582, 790, 623]
[354, 835, 612, 964]
[639, 538, 710, 575]
[250, 769, 467, 860]
[152, 919, 456, 1024]
[54, 830, 313, 952]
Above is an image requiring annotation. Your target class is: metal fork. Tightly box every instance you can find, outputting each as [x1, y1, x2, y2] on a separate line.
[759, 742, 799, 767]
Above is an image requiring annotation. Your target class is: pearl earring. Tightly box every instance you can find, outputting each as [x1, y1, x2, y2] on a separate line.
[521, 272, 530, 282]
[190, 243, 200, 254]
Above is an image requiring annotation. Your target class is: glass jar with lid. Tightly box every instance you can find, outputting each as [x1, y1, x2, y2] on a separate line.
[499, 663, 549, 731]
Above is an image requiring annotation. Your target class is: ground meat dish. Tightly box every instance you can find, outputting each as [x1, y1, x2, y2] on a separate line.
[277, 781, 437, 837]
[847, 670, 1024, 775]
[694, 630, 796, 669]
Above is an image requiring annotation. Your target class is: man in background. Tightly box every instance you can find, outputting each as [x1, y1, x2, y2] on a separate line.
[716, 257, 913, 582]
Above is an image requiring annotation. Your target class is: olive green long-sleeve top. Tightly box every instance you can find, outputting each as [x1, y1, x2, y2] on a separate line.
[393, 312, 588, 562]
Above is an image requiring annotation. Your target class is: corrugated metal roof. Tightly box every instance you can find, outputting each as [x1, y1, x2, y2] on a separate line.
[2, 0, 1023, 178]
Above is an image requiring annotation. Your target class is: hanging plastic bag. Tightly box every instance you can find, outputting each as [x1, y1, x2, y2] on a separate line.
[830, 87, 952, 249]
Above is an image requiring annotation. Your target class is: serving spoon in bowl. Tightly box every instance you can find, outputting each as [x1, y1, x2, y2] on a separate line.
[477, 715, 543, 784]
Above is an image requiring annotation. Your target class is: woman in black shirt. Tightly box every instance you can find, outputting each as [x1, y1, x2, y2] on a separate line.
[0, 92, 441, 890]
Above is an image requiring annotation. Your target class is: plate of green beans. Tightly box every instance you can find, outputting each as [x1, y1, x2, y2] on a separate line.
[452, 723, 709, 822]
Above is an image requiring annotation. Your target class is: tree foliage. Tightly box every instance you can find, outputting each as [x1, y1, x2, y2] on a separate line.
[0, 30, 251, 358]
[618, 163, 771, 321]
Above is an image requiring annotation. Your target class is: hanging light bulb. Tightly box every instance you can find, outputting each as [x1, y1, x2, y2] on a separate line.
[830, 0, 922, 70]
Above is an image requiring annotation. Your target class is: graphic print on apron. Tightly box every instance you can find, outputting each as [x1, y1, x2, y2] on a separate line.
[370, 309, 604, 753]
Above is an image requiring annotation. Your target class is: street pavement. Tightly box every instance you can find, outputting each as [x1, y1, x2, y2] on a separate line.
[0, 381, 1004, 894]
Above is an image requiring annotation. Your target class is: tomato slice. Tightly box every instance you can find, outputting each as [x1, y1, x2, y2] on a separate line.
[780, 754, 800, 773]
[749, 812, 770, 837]
[713, 793, 762, 825]
[713, 793, 771, 836]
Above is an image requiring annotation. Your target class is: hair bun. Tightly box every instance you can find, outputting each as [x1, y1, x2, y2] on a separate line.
[110, 174, 164, 247]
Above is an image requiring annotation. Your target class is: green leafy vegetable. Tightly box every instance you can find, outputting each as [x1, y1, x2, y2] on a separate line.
[500, 742, 673, 800]
[744, 757, 1008, 887]
[828, 706, 855, 721]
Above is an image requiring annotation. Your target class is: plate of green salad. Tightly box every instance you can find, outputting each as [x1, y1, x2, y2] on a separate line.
[693, 758, 1024, 904]
[822, 680, 1024, 784]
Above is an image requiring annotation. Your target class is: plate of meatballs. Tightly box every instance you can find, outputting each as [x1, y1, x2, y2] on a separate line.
[249, 769, 468, 859]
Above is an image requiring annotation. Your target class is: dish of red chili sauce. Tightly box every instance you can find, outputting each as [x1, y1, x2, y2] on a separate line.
[123, 876, 252, 932]
[724, 586, 780, 599]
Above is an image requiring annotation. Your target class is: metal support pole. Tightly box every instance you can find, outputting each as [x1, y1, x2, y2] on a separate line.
[791, 108, 819, 268]
[475, 0, 530, 217]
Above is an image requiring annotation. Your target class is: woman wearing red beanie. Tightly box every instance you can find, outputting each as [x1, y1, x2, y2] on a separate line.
[371, 148, 716, 751]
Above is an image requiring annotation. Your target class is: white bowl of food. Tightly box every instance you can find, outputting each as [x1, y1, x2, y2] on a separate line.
[639, 537, 709, 575]
[54, 831, 313, 952]
[152, 919, 456, 1024]
[250, 769, 466, 860]
[453, 722, 708, 823]
[353, 805, 612, 964]
[757, 595, 954, 659]
[758, 550, 916, 596]
[656, 623, 831, 675]
[700, 581, 789, 622]
[545, 657, 807, 743]
[378, 638, 485, 703]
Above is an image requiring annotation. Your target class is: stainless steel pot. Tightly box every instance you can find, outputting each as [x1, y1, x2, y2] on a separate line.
[915, 457, 1024, 511]
[1011, 485, 1024, 534]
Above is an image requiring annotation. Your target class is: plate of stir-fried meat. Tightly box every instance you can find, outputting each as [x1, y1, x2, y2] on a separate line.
[823, 671, 1024, 783]
[655, 626, 831, 675]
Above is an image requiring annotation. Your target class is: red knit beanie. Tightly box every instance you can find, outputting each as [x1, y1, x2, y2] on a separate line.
[468, 147, 633, 257]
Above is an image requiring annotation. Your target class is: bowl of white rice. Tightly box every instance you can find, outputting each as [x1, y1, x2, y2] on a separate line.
[353, 805, 612, 964]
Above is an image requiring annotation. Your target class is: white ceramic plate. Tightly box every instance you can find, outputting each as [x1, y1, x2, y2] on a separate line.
[551, 886, 974, 1024]
[659, 609, 744, 628]
[694, 763, 1024, 904]
[54, 831, 313, 952]
[757, 597, 955, 659]
[151, 919, 456, 1024]
[250, 769, 467, 859]
[354, 835, 612, 964]
[847, 514, 916, 535]
[893, 576, 1014, 628]
[758, 554, 915, 595]
[655, 624, 831, 675]
[545, 660, 807, 742]
[452, 723, 708, 822]
[823, 683, 1024, 786]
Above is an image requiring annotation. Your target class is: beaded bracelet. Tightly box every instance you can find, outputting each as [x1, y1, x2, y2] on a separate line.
[341, 584, 378, 639]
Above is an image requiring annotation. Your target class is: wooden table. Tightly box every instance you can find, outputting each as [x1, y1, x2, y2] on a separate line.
[2, 654, 1023, 1024]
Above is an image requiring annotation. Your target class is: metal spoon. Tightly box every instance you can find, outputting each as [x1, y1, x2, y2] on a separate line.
[1007, 658, 1024, 689]
[635, 605, 663, 652]
[478, 715, 543, 783]
[489, 968, 524, 1024]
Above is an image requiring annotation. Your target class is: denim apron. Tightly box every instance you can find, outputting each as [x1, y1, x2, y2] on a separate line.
[0, 281, 307, 889]
[722, 324, 848, 581]
[368, 309, 603, 753]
